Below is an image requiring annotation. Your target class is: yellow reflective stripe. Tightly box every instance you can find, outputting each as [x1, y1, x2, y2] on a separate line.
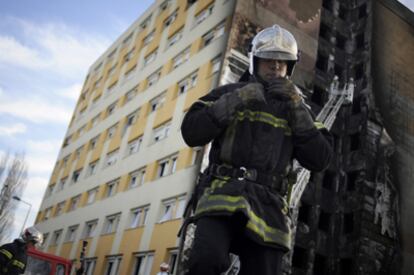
[314, 121, 326, 129]
[196, 194, 291, 248]
[235, 110, 292, 135]
[0, 249, 13, 259]
[11, 259, 25, 269]
[197, 100, 214, 107]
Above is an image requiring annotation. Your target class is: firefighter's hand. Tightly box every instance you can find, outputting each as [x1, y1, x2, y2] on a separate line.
[209, 92, 243, 126]
[267, 78, 302, 105]
[237, 83, 266, 105]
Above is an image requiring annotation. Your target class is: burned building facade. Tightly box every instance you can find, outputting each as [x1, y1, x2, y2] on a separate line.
[218, 0, 414, 274]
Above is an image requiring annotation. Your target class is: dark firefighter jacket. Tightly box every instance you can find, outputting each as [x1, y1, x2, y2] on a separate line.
[181, 80, 333, 251]
[0, 239, 27, 275]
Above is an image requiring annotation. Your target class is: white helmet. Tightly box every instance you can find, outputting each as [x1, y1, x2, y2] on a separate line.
[249, 24, 298, 76]
[21, 226, 44, 245]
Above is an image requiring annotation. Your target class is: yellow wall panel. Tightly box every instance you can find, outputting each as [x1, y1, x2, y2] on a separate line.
[60, 242, 73, 259]
[184, 62, 212, 110]
[162, 59, 173, 76]
[168, 14, 186, 38]
[190, 37, 202, 56]
[128, 104, 149, 142]
[63, 199, 71, 214]
[154, 98, 176, 128]
[93, 234, 116, 275]
[117, 228, 145, 275]
[195, 0, 215, 15]
[47, 245, 57, 255]
[102, 61, 113, 83]
[79, 192, 88, 208]
[145, 161, 158, 183]
[119, 174, 129, 192]
[62, 153, 75, 179]
[75, 145, 88, 170]
[149, 220, 182, 275]
[97, 184, 106, 201]
[145, 8, 169, 55]
[90, 134, 106, 163]
[108, 121, 123, 153]
[177, 147, 193, 171]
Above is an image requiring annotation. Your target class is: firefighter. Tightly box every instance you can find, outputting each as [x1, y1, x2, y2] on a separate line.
[157, 262, 170, 275]
[0, 226, 43, 275]
[180, 25, 333, 275]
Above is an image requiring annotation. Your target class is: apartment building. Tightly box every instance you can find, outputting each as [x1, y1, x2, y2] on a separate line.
[35, 0, 235, 274]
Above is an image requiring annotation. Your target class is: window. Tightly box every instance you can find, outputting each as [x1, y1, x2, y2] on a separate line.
[107, 63, 117, 77]
[164, 9, 178, 27]
[167, 249, 179, 275]
[62, 156, 70, 168]
[172, 47, 190, 69]
[123, 110, 139, 135]
[107, 124, 118, 140]
[140, 15, 152, 30]
[157, 154, 178, 178]
[125, 86, 138, 103]
[69, 195, 81, 211]
[102, 213, 121, 234]
[84, 258, 97, 275]
[126, 138, 142, 156]
[71, 169, 82, 184]
[105, 83, 117, 95]
[51, 229, 63, 246]
[202, 21, 225, 48]
[211, 55, 221, 74]
[129, 205, 150, 228]
[159, 195, 186, 222]
[143, 31, 155, 46]
[94, 63, 103, 73]
[64, 225, 79, 242]
[107, 49, 117, 61]
[105, 179, 119, 198]
[147, 69, 161, 87]
[86, 161, 99, 177]
[104, 255, 122, 275]
[104, 150, 119, 168]
[106, 101, 118, 117]
[57, 178, 67, 191]
[131, 253, 154, 275]
[149, 93, 166, 113]
[123, 32, 134, 46]
[86, 188, 99, 204]
[55, 201, 65, 216]
[152, 122, 171, 143]
[124, 65, 137, 81]
[191, 147, 203, 165]
[194, 3, 214, 26]
[144, 50, 157, 66]
[44, 207, 52, 220]
[124, 47, 136, 63]
[91, 115, 100, 128]
[77, 125, 86, 137]
[75, 146, 83, 160]
[166, 28, 183, 48]
[40, 233, 49, 248]
[94, 77, 103, 89]
[45, 184, 55, 197]
[89, 135, 99, 150]
[159, 0, 170, 12]
[83, 220, 98, 238]
[128, 168, 146, 188]
[178, 71, 198, 95]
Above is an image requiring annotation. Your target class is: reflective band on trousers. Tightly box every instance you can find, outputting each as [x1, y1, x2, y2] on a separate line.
[235, 110, 292, 136]
[0, 249, 13, 259]
[195, 194, 292, 249]
[12, 259, 25, 269]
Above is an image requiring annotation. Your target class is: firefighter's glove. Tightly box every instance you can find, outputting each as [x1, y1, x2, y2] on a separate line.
[237, 83, 266, 106]
[266, 78, 303, 105]
[209, 91, 243, 126]
[288, 103, 316, 134]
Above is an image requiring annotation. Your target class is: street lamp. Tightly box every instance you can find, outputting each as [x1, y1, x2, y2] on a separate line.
[12, 196, 32, 234]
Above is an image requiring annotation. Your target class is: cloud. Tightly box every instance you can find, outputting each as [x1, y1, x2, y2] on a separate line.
[26, 154, 57, 175]
[27, 139, 62, 155]
[0, 96, 73, 124]
[0, 17, 111, 79]
[58, 83, 82, 101]
[0, 123, 27, 136]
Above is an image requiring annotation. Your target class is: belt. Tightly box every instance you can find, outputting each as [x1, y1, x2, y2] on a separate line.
[208, 163, 287, 193]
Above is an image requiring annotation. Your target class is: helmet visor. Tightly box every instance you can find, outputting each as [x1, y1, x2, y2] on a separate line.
[255, 51, 297, 61]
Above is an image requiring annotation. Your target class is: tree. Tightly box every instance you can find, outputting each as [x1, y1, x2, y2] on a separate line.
[0, 153, 28, 243]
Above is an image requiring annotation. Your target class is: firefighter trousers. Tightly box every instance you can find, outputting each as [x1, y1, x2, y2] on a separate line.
[187, 214, 284, 275]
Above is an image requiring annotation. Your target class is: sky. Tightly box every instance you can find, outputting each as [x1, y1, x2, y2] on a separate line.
[0, 0, 413, 242]
[0, 0, 153, 241]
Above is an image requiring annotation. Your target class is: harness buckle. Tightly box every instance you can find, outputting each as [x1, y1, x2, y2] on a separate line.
[238, 167, 247, 181]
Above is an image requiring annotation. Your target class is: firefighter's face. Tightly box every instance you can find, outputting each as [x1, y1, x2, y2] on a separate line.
[256, 58, 288, 82]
